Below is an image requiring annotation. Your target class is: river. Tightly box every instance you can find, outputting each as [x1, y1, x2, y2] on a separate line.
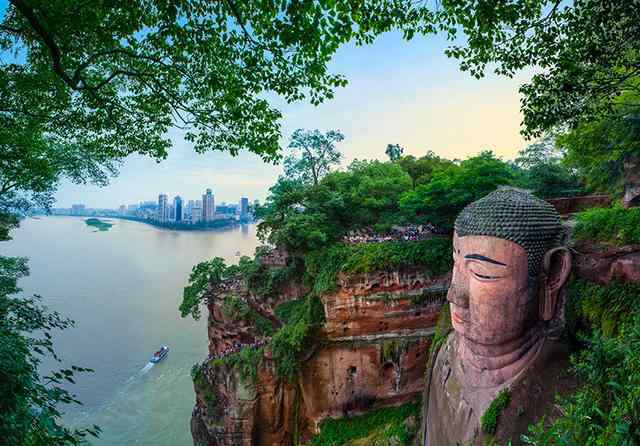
[3, 216, 260, 445]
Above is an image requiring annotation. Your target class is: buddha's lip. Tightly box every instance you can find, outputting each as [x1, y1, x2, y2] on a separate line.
[451, 305, 469, 324]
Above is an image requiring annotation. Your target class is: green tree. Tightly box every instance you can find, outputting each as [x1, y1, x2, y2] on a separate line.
[385, 143, 404, 161]
[180, 257, 228, 320]
[396, 152, 454, 189]
[513, 137, 585, 198]
[283, 129, 344, 186]
[399, 151, 514, 229]
[558, 90, 640, 199]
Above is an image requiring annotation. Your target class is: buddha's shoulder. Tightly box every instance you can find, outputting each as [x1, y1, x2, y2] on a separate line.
[489, 340, 578, 446]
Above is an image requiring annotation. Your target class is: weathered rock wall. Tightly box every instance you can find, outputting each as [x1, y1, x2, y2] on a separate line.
[546, 194, 612, 217]
[191, 266, 449, 446]
[573, 242, 640, 285]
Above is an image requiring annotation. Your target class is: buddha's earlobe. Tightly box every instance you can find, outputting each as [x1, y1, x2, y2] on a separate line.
[540, 247, 572, 321]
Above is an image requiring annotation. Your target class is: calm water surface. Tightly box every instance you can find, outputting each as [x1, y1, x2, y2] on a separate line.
[4, 217, 260, 445]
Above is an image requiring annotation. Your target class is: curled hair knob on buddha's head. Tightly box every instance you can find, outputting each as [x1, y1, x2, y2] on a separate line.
[454, 187, 563, 276]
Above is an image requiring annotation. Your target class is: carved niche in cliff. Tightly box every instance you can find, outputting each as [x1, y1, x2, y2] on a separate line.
[425, 188, 577, 446]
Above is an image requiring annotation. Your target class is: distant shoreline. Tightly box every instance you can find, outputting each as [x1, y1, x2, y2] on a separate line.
[43, 214, 253, 232]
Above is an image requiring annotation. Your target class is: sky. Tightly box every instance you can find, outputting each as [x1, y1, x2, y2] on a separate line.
[1, 2, 532, 208]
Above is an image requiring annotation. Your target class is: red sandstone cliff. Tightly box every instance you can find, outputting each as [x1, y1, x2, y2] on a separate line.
[191, 266, 449, 446]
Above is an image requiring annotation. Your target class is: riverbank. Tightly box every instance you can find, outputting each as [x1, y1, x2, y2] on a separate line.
[52, 214, 252, 231]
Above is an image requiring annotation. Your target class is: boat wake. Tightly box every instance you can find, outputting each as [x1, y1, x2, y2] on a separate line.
[140, 362, 154, 374]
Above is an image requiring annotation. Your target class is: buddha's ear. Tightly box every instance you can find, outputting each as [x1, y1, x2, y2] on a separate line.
[540, 247, 572, 321]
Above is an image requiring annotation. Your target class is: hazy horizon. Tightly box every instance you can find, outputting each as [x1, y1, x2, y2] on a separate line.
[0, 0, 532, 208]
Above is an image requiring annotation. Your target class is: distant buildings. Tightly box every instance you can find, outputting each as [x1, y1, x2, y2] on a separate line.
[202, 188, 215, 222]
[174, 196, 183, 222]
[53, 189, 257, 226]
[71, 204, 86, 215]
[158, 194, 168, 223]
[240, 197, 249, 218]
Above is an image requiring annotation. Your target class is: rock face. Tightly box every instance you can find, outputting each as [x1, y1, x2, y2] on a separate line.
[191, 266, 449, 446]
[546, 194, 612, 217]
[623, 154, 640, 208]
[574, 242, 640, 285]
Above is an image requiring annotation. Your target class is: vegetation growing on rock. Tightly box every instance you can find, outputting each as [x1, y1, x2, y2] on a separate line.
[304, 399, 421, 446]
[480, 388, 511, 435]
[521, 278, 640, 445]
[573, 206, 640, 247]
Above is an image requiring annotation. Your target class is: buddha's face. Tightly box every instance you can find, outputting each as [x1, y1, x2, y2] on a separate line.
[448, 233, 537, 346]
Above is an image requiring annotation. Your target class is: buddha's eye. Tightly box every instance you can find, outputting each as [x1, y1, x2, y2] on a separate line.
[466, 261, 506, 281]
[472, 272, 500, 280]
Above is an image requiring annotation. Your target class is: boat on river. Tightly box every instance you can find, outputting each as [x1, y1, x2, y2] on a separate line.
[150, 345, 169, 363]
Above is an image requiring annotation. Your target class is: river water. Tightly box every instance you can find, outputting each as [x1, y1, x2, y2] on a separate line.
[3, 216, 260, 445]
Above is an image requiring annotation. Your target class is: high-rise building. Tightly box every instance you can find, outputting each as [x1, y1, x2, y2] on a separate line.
[191, 204, 202, 224]
[118, 205, 127, 215]
[240, 196, 249, 217]
[202, 188, 215, 222]
[186, 200, 195, 219]
[174, 196, 183, 222]
[158, 194, 168, 222]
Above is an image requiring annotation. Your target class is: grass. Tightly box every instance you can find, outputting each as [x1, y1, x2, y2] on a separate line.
[573, 206, 640, 246]
[305, 399, 421, 446]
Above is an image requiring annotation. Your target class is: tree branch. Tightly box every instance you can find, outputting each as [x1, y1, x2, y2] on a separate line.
[9, 0, 78, 89]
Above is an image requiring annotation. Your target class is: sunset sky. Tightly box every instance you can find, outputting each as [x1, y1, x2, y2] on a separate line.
[1, 1, 533, 207]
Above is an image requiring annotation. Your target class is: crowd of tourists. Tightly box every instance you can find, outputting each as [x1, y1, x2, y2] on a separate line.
[344, 224, 439, 244]
[206, 339, 267, 362]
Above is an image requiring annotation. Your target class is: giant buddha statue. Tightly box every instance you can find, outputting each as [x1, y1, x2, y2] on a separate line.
[425, 188, 576, 445]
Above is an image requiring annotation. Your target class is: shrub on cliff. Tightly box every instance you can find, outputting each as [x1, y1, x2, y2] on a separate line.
[270, 294, 325, 380]
[573, 206, 640, 246]
[305, 398, 421, 446]
[304, 238, 453, 296]
[523, 279, 640, 445]
[180, 257, 228, 320]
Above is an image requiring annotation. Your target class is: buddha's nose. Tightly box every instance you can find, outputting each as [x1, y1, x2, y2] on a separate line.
[447, 264, 469, 308]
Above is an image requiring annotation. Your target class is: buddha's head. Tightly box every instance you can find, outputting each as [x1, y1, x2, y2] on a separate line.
[447, 188, 571, 356]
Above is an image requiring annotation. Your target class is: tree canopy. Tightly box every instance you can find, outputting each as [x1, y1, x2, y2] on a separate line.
[284, 129, 344, 186]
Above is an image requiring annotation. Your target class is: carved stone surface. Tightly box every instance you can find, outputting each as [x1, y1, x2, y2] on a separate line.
[425, 189, 574, 446]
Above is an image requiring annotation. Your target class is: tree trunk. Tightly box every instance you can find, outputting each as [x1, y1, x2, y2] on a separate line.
[623, 153, 640, 208]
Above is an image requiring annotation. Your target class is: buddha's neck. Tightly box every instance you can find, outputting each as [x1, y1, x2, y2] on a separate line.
[457, 326, 544, 388]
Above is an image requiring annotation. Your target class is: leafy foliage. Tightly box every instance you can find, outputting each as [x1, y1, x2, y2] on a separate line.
[523, 277, 640, 445]
[399, 151, 514, 229]
[284, 129, 344, 186]
[385, 143, 404, 162]
[573, 206, 640, 246]
[481, 388, 511, 435]
[305, 398, 421, 446]
[558, 89, 640, 197]
[179, 257, 227, 320]
[269, 294, 325, 381]
[1, 1, 433, 166]
[304, 238, 452, 296]
[523, 319, 640, 446]
[221, 296, 275, 337]
[512, 137, 586, 199]
[396, 152, 454, 189]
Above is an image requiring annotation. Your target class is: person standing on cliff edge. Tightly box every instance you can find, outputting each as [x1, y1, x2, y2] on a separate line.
[424, 188, 577, 446]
